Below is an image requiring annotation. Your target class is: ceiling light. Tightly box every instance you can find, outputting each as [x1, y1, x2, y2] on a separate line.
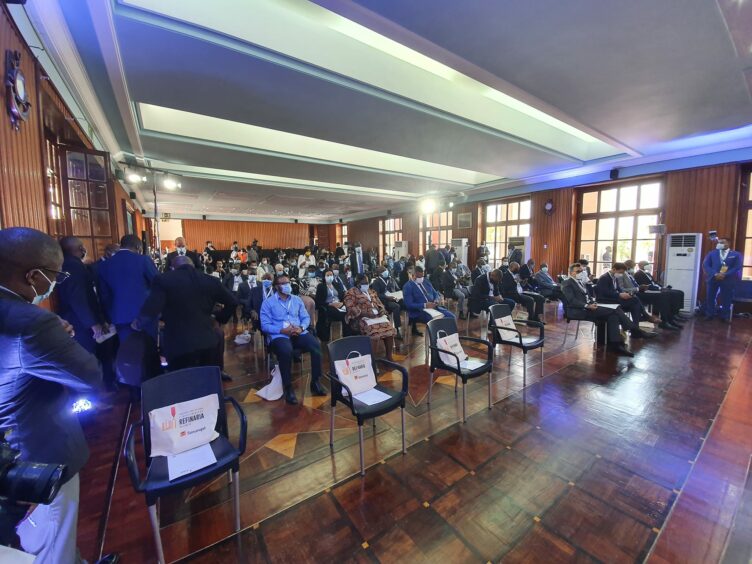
[448, 201, 454, 208]
[127, 172, 144, 184]
[163, 178, 179, 190]
[420, 199, 436, 214]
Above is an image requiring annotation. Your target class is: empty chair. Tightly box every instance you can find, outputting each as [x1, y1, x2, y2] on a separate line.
[489, 303, 545, 385]
[326, 336, 408, 476]
[124, 367, 247, 564]
[426, 317, 494, 422]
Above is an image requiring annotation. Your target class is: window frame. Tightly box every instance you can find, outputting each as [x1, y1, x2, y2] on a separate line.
[482, 197, 531, 268]
[378, 217, 403, 262]
[737, 166, 752, 281]
[419, 211, 453, 255]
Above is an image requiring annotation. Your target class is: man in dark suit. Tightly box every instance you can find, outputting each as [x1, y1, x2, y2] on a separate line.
[440, 263, 470, 319]
[534, 262, 565, 301]
[249, 272, 274, 330]
[137, 256, 237, 371]
[477, 241, 489, 262]
[334, 242, 346, 259]
[350, 242, 366, 275]
[702, 237, 743, 322]
[469, 268, 516, 316]
[502, 262, 544, 323]
[98, 234, 159, 342]
[372, 266, 403, 338]
[621, 260, 681, 330]
[507, 243, 523, 265]
[424, 244, 443, 273]
[560, 262, 636, 356]
[165, 236, 201, 270]
[0, 227, 102, 563]
[594, 263, 658, 337]
[471, 258, 487, 283]
[57, 236, 106, 354]
[635, 261, 687, 321]
[519, 259, 538, 291]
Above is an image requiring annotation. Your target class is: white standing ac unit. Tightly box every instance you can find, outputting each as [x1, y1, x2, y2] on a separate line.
[664, 233, 702, 313]
[394, 241, 409, 260]
[451, 238, 469, 265]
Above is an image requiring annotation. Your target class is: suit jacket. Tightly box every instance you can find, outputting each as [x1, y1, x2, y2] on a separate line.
[560, 277, 590, 319]
[237, 278, 258, 308]
[440, 270, 459, 295]
[57, 254, 102, 330]
[470, 272, 499, 301]
[507, 248, 523, 265]
[634, 270, 661, 290]
[519, 264, 538, 290]
[315, 280, 345, 309]
[702, 249, 743, 281]
[250, 284, 274, 318]
[424, 249, 443, 272]
[403, 279, 440, 316]
[595, 272, 622, 302]
[534, 271, 557, 291]
[98, 250, 159, 325]
[223, 273, 248, 293]
[138, 266, 237, 359]
[500, 270, 522, 300]
[371, 276, 399, 303]
[0, 289, 101, 483]
[165, 250, 201, 270]
[471, 267, 484, 283]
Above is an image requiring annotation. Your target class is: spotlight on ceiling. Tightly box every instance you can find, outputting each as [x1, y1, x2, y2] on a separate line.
[127, 171, 145, 184]
[163, 177, 181, 190]
[420, 199, 436, 214]
[448, 201, 454, 208]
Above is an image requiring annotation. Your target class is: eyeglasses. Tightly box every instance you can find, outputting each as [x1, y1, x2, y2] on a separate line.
[40, 268, 71, 284]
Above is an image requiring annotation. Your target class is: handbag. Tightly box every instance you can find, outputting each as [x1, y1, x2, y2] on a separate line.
[334, 351, 377, 396]
[148, 394, 219, 456]
[436, 330, 467, 368]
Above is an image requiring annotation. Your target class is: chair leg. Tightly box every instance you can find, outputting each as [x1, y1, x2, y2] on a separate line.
[148, 504, 166, 564]
[401, 407, 406, 454]
[227, 469, 233, 483]
[523, 352, 527, 387]
[232, 470, 241, 532]
[454, 374, 458, 395]
[488, 371, 492, 409]
[575, 320, 581, 341]
[508, 345, 512, 367]
[562, 322, 569, 347]
[358, 424, 365, 476]
[462, 381, 467, 422]
[427, 369, 434, 405]
[329, 404, 335, 447]
[540, 347, 544, 378]
[372, 418, 376, 430]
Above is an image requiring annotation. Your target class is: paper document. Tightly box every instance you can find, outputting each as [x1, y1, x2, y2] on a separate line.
[460, 358, 486, 371]
[352, 388, 392, 406]
[365, 315, 389, 326]
[385, 291, 403, 301]
[167, 442, 217, 481]
[96, 324, 117, 344]
[644, 290, 662, 294]
[424, 308, 444, 319]
[594, 303, 620, 309]
[337, 306, 347, 312]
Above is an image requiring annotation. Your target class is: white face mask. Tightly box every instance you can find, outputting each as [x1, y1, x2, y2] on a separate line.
[177, 246, 186, 255]
[627, 268, 635, 275]
[30, 270, 56, 305]
[577, 271, 589, 282]
[360, 284, 369, 293]
[332, 270, 339, 276]
[541, 267, 548, 273]
[716, 243, 726, 250]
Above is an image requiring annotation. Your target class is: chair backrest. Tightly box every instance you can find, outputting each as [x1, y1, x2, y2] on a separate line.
[140, 366, 227, 458]
[426, 317, 459, 369]
[327, 336, 374, 398]
[489, 303, 512, 323]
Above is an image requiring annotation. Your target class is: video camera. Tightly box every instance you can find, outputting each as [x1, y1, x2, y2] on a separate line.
[0, 442, 65, 505]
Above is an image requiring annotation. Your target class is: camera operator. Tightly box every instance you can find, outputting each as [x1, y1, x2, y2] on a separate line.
[0, 228, 105, 562]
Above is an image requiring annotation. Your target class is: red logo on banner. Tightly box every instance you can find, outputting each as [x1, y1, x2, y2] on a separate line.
[171, 406, 176, 418]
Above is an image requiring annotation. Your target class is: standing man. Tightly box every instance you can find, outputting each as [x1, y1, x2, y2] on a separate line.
[507, 243, 523, 265]
[165, 236, 201, 269]
[702, 237, 743, 322]
[98, 234, 159, 342]
[136, 256, 236, 371]
[350, 242, 366, 275]
[424, 244, 442, 273]
[0, 227, 103, 563]
[261, 274, 326, 404]
[477, 241, 490, 262]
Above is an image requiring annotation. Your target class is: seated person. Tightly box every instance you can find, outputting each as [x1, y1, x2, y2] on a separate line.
[237, 266, 258, 332]
[594, 262, 659, 335]
[260, 274, 325, 405]
[502, 262, 545, 323]
[561, 263, 639, 356]
[398, 261, 414, 287]
[634, 260, 687, 321]
[620, 260, 681, 330]
[471, 258, 487, 283]
[519, 259, 538, 291]
[429, 265, 445, 293]
[454, 259, 472, 286]
[441, 262, 470, 319]
[469, 268, 516, 317]
[372, 266, 403, 340]
[344, 274, 397, 361]
[249, 272, 274, 330]
[534, 262, 565, 301]
[314, 269, 347, 340]
[402, 266, 454, 336]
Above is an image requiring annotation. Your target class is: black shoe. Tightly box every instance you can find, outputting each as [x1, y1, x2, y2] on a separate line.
[284, 387, 298, 405]
[95, 555, 121, 564]
[459, 312, 467, 320]
[310, 380, 327, 396]
[607, 343, 634, 357]
[631, 329, 656, 339]
[658, 322, 680, 331]
[395, 329, 403, 341]
[221, 372, 233, 382]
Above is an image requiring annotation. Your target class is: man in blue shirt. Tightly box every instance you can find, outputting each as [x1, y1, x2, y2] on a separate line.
[402, 266, 454, 336]
[260, 274, 325, 404]
[702, 237, 743, 322]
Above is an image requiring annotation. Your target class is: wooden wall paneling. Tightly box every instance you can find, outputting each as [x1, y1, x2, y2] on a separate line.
[530, 188, 575, 276]
[0, 6, 46, 231]
[345, 216, 380, 253]
[182, 219, 311, 251]
[451, 202, 479, 265]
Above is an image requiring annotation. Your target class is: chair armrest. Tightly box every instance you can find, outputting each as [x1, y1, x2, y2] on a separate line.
[514, 319, 545, 339]
[375, 357, 409, 393]
[428, 345, 462, 373]
[123, 419, 145, 493]
[325, 371, 358, 415]
[458, 335, 494, 362]
[490, 322, 524, 346]
[224, 396, 247, 455]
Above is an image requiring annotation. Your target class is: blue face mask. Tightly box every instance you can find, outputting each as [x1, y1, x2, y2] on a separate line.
[262, 279, 272, 289]
[308, 272, 316, 278]
[381, 271, 389, 279]
[280, 283, 292, 295]
[325, 275, 334, 283]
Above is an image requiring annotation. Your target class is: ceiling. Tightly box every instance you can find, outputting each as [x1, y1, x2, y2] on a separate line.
[13, 0, 752, 222]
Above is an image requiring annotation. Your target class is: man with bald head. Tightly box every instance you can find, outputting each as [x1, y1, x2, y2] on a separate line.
[165, 236, 201, 270]
[0, 227, 102, 562]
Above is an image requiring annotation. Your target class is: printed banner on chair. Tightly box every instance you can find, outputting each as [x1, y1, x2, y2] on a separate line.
[495, 315, 518, 341]
[334, 354, 377, 396]
[148, 394, 220, 457]
[437, 332, 468, 367]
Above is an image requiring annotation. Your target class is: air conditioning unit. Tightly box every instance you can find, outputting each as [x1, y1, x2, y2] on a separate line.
[451, 238, 468, 265]
[394, 241, 409, 260]
[664, 233, 702, 313]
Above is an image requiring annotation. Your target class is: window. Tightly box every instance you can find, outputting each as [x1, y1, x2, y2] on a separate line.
[44, 136, 65, 239]
[740, 169, 752, 280]
[342, 224, 348, 244]
[576, 180, 662, 276]
[419, 211, 452, 255]
[379, 217, 402, 261]
[483, 198, 531, 268]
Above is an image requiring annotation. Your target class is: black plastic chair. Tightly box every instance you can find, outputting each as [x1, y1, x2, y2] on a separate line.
[326, 336, 408, 476]
[489, 304, 544, 385]
[559, 294, 598, 347]
[124, 367, 247, 564]
[426, 317, 494, 422]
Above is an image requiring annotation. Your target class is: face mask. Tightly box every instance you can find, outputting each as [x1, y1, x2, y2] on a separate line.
[541, 267, 548, 273]
[177, 246, 186, 255]
[279, 283, 292, 295]
[241, 270, 248, 276]
[231, 269, 239, 276]
[308, 272, 316, 278]
[716, 243, 726, 250]
[325, 275, 334, 283]
[332, 270, 339, 276]
[262, 279, 272, 288]
[381, 271, 389, 279]
[415, 276, 424, 284]
[30, 270, 56, 305]
[577, 271, 589, 282]
[346, 272, 352, 278]
[627, 268, 635, 275]
[249, 275, 256, 282]
[276, 270, 283, 275]
[360, 284, 370, 293]
[305, 251, 311, 256]
[262, 259, 268, 264]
